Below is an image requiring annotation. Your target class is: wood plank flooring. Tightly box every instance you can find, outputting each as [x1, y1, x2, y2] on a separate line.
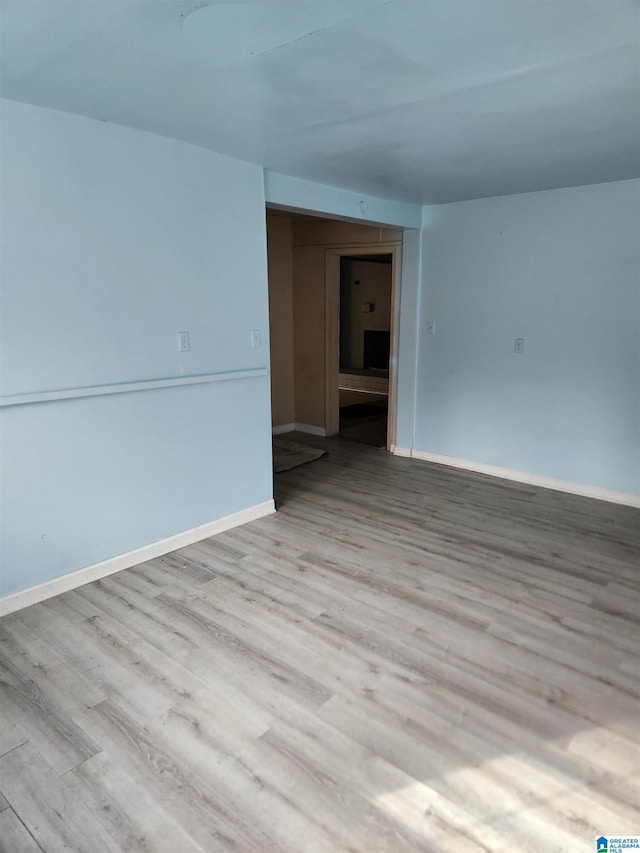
[1, 434, 639, 852]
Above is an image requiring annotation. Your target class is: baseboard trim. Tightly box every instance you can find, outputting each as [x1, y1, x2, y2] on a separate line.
[393, 448, 640, 508]
[0, 500, 276, 617]
[272, 423, 296, 435]
[392, 446, 412, 458]
[271, 423, 327, 437]
[294, 423, 327, 437]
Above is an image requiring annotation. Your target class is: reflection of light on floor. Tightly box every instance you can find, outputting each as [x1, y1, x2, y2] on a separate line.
[372, 739, 638, 852]
[372, 777, 452, 847]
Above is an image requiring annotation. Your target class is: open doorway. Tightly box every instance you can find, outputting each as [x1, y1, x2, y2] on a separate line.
[265, 209, 402, 451]
[338, 254, 392, 448]
[325, 243, 401, 451]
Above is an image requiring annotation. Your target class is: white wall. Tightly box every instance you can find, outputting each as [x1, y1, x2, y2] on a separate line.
[264, 171, 422, 229]
[415, 179, 640, 497]
[0, 99, 274, 597]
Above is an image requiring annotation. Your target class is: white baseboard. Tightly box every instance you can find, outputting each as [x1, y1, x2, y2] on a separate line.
[294, 423, 327, 437]
[392, 446, 412, 458]
[272, 422, 327, 437]
[272, 423, 296, 435]
[0, 500, 276, 618]
[393, 448, 640, 508]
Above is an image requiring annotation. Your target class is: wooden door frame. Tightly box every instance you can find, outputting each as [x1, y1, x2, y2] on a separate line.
[325, 243, 402, 449]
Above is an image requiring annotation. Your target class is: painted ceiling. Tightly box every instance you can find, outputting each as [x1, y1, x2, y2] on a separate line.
[1, 0, 639, 203]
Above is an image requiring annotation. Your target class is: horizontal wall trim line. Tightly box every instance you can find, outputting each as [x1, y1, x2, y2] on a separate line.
[393, 447, 640, 508]
[0, 499, 276, 617]
[0, 368, 269, 408]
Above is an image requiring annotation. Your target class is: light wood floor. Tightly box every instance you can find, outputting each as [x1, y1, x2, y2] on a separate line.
[1, 435, 639, 852]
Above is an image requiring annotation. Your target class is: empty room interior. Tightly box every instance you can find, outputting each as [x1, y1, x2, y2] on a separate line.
[0, 2, 639, 851]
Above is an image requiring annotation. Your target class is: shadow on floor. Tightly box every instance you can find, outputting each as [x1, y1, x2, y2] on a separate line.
[339, 391, 388, 448]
